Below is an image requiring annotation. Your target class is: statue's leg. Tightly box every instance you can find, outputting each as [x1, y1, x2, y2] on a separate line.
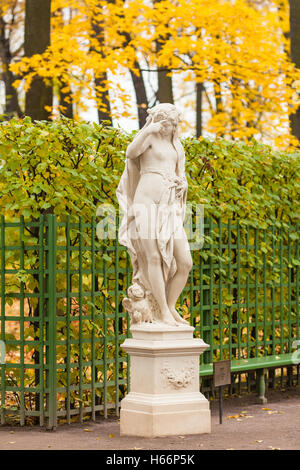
[141, 238, 177, 325]
[166, 228, 192, 325]
[134, 202, 177, 326]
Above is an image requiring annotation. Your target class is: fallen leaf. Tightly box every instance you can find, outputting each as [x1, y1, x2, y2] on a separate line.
[109, 433, 115, 438]
[84, 428, 92, 432]
[255, 440, 263, 443]
[261, 407, 270, 411]
[268, 446, 281, 450]
[9, 442, 16, 444]
[96, 437, 101, 440]
[267, 410, 283, 415]
[226, 414, 239, 419]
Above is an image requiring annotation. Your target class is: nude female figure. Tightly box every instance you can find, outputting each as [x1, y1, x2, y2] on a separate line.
[117, 103, 192, 326]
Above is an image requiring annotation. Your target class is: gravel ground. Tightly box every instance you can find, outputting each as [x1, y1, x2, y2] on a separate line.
[0, 387, 299, 451]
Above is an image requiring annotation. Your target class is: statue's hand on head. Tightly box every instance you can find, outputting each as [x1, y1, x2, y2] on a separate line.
[145, 117, 168, 135]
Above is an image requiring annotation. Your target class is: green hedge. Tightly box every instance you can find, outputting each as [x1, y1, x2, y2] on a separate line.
[0, 117, 299, 228]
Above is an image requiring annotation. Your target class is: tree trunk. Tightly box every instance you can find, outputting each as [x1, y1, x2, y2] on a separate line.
[90, 6, 111, 124]
[24, 0, 52, 120]
[154, 0, 173, 104]
[93, 0, 148, 126]
[289, 0, 300, 141]
[94, 73, 111, 124]
[157, 67, 173, 104]
[111, 0, 148, 127]
[59, 83, 73, 119]
[56, 8, 73, 119]
[156, 38, 173, 104]
[129, 61, 148, 128]
[196, 82, 203, 137]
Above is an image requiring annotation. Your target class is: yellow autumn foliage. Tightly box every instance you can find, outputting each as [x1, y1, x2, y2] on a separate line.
[8, 0, 300, 148]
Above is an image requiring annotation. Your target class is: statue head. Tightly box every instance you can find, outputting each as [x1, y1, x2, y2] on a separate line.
[147, 103, 181, 138]
[131, 102, 184, 166]
[147, 103, 181, 123]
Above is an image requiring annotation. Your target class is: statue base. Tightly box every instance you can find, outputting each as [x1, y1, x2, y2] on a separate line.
[120, 324, 211, 437]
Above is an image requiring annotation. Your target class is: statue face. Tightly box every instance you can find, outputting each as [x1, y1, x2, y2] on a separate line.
[160, 120, 175, 137]
[153, 113, 177, 137]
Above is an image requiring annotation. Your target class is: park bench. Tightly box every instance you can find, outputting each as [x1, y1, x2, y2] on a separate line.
[200, 353, 296, 403]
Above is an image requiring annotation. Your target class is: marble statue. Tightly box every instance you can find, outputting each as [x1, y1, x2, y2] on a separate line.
[116, 103, 193, 326]
[118, 104, 211, 437]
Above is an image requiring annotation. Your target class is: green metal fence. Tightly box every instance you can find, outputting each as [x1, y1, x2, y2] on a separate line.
[0, 214, 299, 428]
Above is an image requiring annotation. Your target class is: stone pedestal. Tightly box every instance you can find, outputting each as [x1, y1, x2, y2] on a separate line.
[120, 324, 211, 437]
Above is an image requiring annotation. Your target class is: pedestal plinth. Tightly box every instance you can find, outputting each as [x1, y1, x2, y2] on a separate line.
[120, 324, 211, 437]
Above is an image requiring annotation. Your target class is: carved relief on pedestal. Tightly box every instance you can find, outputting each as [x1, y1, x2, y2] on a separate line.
[160, 360, 196, 389]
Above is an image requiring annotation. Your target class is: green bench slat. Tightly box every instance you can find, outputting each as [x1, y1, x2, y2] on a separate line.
[200, 353, 294, 377]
